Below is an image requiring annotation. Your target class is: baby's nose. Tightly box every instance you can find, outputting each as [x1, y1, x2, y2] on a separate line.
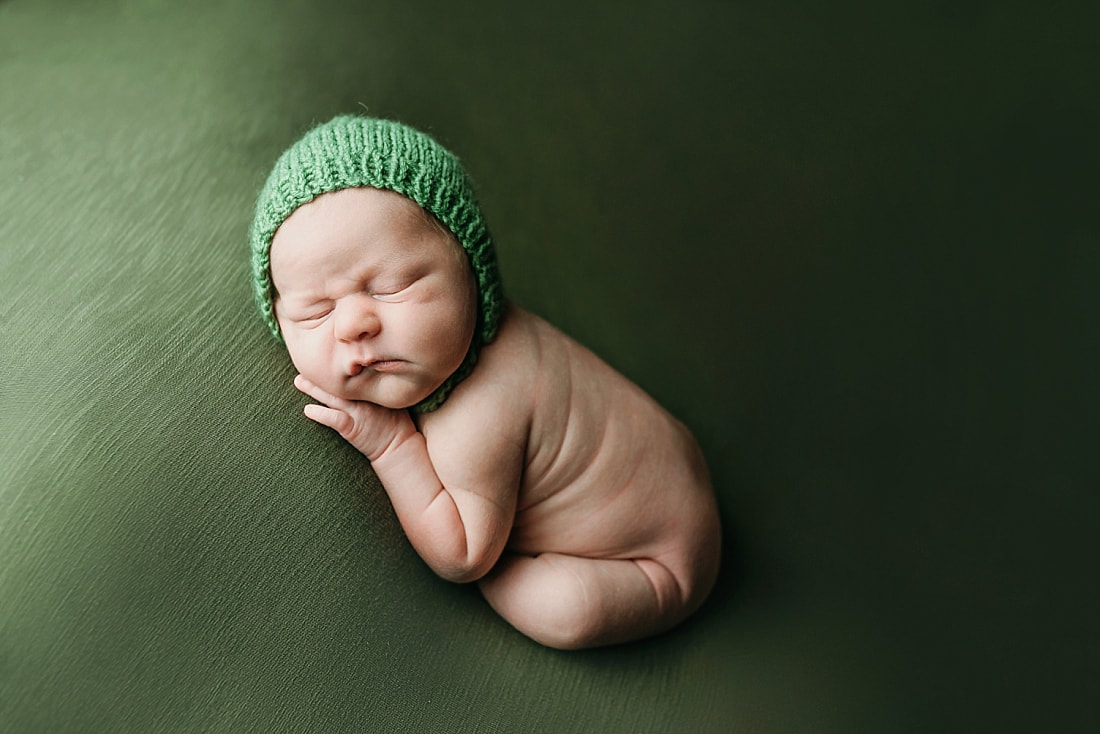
[334, 296, 380, 342]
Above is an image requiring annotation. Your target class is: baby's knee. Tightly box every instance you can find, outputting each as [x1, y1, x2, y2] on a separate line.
[479, 555, 605, 650]
[529, 596, 603, 650]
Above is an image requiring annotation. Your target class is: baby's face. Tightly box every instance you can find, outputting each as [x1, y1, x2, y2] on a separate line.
[270, 187, 477, 409]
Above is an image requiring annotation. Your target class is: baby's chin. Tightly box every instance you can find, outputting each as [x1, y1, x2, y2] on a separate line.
[340, 377, 441, 411]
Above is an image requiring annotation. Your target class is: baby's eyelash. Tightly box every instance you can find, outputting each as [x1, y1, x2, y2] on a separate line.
[371, 280, 416, 299]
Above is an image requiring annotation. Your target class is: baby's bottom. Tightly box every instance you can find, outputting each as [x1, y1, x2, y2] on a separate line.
[478, 552, 691, 650]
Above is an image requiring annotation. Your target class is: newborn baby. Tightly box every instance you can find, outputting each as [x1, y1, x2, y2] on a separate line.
[250, 116, 720, 649]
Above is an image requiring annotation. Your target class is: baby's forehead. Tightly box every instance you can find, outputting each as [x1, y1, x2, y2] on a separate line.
[273, 186, 468, 272]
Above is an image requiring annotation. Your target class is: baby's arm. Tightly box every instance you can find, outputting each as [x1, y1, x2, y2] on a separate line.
[293, 375, 520, 583]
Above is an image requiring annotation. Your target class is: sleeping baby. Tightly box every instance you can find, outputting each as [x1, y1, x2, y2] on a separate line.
[250, 115, 720, 649]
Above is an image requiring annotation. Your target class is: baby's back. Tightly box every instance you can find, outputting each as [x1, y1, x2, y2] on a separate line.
[500, 308, 718, 574]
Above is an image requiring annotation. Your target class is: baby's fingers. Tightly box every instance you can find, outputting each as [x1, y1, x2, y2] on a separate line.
[303, 403, 355, 437]
[294, 374, 346, 409]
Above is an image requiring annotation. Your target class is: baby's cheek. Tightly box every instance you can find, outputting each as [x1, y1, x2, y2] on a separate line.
[428, 319, 473, 371]
[284, 334, 325, 378]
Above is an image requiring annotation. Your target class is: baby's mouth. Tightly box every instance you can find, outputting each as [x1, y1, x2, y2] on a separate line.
[365, 359, 404, 373]
[349, 359, 403, 376]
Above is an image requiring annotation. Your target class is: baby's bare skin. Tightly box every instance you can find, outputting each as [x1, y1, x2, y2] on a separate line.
[271, 187, 720, 649]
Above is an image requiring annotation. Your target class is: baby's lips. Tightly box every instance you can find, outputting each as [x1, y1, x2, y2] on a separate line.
[349, 357, 404, 375]
[347, 357, 385, 376]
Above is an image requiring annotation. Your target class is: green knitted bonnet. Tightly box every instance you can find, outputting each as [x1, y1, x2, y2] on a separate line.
[250, 115, 503, 412]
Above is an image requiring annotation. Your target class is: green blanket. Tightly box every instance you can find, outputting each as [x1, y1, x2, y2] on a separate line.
[2, 1, 1097, 732]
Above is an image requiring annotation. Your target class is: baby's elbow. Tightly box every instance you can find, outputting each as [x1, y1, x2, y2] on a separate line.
[423, 537, 500, 583]
[436, 549, 498, 584]
[438, 566, 485, 584]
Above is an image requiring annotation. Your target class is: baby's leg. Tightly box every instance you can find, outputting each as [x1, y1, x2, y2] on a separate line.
[478, 552, 688, 650]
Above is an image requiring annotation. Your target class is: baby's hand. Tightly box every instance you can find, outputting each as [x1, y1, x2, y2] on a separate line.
[293, 375, 415, 461]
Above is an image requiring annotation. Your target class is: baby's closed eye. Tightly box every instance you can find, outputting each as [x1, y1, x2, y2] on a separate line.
[370, 276, 422, 301]
[285, 301, 334, 323]
[371, 285, 411, 301]
[301, 307, 334, 321]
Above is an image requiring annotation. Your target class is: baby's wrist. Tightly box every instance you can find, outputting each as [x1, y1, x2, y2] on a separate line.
[362, 412, 418, 463]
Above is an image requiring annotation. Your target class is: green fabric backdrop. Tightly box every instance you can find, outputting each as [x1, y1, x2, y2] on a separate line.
[2, 1, 1097, 732]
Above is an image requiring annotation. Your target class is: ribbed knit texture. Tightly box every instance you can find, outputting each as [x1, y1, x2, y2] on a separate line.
[250, 115, 503, 413]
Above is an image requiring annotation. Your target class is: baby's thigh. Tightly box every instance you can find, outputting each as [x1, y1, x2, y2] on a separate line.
[478, 552, 683, 650]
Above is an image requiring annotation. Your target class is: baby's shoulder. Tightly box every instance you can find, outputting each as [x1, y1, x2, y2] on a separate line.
[483, 305, 587, 404]
[418, 304, 542, 437]
[477, 304, 545, 376]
